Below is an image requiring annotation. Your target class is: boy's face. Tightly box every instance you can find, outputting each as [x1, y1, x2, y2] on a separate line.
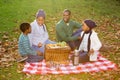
[36, 17, 45, 26]
[27, 26, 31, 34]
[82, 22, 90, 32]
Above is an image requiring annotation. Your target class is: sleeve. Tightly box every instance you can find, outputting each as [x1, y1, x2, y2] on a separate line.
[56, 25, 78, 42]
[32, 38, 42, 46]
[28, 34, 32, 47]
[73, 21, 82, 28]
[29, 23, 41, 46]
[41, 25, 49, 43]
[22, 38, 37, 55]
[91, 33, 102, 51]
[78, 31, 84, 51]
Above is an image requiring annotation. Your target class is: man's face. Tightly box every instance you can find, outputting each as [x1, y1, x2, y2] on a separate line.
[63, 12, 70, 23]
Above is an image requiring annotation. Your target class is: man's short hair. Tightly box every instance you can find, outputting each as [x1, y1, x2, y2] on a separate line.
[63, 9, 71, 15]
[20, 23, 30, 33]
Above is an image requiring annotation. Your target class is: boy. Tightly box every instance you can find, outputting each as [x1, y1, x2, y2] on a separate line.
[78, 19, 102, 63]
[18, 23, 43, 62]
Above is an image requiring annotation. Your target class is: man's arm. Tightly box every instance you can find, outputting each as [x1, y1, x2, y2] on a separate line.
[73, 21, 82, 28]
[56, 25, 78, 42]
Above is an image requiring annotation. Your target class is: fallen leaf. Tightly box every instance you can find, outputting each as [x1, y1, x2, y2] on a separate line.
[39, 76, 44, 79]
[1, 58, 7, 62]
[3, 54, 10, 58]
[0, 41, 2, 45]
[26, 73, 31, 79]
[6, 63, 12, 67]
[2, 35, 9, 39]
[17, 69, 22, 73]
[56, 77, 62, 80]
[0, 48, 6, 53]
[70, 77, 79, 80]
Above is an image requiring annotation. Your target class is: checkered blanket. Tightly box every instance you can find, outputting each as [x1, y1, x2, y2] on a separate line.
[23, 55, 117, 75]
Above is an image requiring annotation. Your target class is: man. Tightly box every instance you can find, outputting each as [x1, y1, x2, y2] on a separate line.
[56, 9, 82, 50]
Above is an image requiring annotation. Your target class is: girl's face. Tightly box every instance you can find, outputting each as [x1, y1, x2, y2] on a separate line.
[82, 22, 90, 32]
[36, 17, 45, 26]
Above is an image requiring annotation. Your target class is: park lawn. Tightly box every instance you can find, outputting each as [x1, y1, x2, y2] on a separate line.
[0, 0, 120, 80]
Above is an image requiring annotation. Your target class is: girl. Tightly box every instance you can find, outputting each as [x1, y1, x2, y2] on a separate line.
[78, 19, 102, 63]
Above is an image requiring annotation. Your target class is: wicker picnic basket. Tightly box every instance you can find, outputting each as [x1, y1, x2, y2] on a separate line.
[45, 44, 71, 62]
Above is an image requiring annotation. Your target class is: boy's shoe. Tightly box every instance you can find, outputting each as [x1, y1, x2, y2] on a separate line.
[17, 56, 28, 63]
[26, 55, 44, 63]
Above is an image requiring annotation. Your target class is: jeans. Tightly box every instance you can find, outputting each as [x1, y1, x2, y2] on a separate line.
[67, 28, 82, 50]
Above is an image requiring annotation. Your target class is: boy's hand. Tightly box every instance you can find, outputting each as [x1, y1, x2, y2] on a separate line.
[37, 51, 43, 56]
[38, 42, 42, 48]
[88, 49, 94, 55]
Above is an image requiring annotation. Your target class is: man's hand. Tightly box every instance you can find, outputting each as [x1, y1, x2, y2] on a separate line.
[38, 42, 42, 48]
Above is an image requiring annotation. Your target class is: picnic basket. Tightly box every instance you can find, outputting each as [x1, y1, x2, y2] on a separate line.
[45, 44, 71, 62]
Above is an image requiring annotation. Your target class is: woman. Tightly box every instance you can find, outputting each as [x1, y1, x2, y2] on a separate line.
[29, 9, 55, 54]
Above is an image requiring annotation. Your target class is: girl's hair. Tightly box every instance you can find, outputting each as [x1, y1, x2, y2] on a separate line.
[20, 23, 30, 32]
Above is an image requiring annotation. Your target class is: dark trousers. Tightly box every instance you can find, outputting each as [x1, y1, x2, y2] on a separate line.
[71, 51, 89, 63]
[67, 28, 82, 50]
[79, 51, 89, 63]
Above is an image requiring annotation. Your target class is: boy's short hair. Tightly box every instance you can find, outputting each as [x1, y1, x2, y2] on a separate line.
[20, 23, 30, 33]
[63, 9, 71, 15]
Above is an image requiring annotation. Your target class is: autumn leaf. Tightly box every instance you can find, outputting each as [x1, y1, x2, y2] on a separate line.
[70, 77, 79, 80]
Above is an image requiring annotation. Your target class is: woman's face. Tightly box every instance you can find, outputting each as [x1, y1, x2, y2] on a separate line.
[82, 22, 90, 32]
[36, 17, 45, 26]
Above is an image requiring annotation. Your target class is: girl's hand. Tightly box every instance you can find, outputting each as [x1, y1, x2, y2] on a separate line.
[88, 49, 94, 55]
[38, 42, 42, 48]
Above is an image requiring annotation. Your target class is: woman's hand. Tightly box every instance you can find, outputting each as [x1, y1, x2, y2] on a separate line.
[38, 42, 42, 48]
[37, 51, 43, 56]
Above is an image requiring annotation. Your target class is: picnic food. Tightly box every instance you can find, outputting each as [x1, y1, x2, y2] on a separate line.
[47, 41, 67, 48]
[56, 41, 67, 47]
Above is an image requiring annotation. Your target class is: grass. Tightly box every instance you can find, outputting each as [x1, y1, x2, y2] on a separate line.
[0, 0, 120, 80]
[0, 0, 120, 32]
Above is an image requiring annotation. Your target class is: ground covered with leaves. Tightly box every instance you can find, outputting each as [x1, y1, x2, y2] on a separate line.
[0, 0, 120, 80]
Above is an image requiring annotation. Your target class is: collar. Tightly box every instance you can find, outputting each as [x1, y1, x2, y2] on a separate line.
[84, 30, 92, 34]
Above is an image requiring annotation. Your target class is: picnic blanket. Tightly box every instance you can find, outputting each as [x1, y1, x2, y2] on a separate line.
[23, 55, 117, 75]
